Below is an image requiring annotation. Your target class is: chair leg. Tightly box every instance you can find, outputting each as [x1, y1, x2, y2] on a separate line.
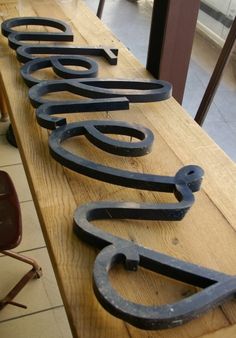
[0, 250, 42, 310]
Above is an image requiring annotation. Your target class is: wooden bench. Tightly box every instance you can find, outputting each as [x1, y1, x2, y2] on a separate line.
[0, 1, 236, 337]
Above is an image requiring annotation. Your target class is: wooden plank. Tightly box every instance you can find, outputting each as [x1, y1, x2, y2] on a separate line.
[198, 323, 236, 337]
[0, 1, 236, 337]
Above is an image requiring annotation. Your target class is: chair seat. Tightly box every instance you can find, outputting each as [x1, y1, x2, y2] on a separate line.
[0, 170, 22, 250]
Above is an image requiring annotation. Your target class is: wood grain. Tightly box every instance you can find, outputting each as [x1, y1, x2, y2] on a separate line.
[0, 1, 236, 337]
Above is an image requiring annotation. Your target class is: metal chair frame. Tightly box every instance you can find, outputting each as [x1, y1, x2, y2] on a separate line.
[0, 170, 42, 310]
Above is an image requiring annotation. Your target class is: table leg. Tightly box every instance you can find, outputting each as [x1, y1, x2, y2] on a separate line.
[194, 16, 236, 126]
[0, 86, 9, 122]
[146, 0, 200, 104]
[97, 0, 105, 19]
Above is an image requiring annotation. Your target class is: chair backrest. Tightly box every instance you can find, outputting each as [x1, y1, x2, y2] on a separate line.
[0, 170, 22, 250]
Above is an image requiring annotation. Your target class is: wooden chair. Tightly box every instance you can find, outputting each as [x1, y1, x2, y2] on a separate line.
[0, 170, 42, 310]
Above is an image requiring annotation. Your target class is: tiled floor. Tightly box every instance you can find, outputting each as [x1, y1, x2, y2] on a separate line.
[0, 1, 235, 337]
[0, 123, 72, 337]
